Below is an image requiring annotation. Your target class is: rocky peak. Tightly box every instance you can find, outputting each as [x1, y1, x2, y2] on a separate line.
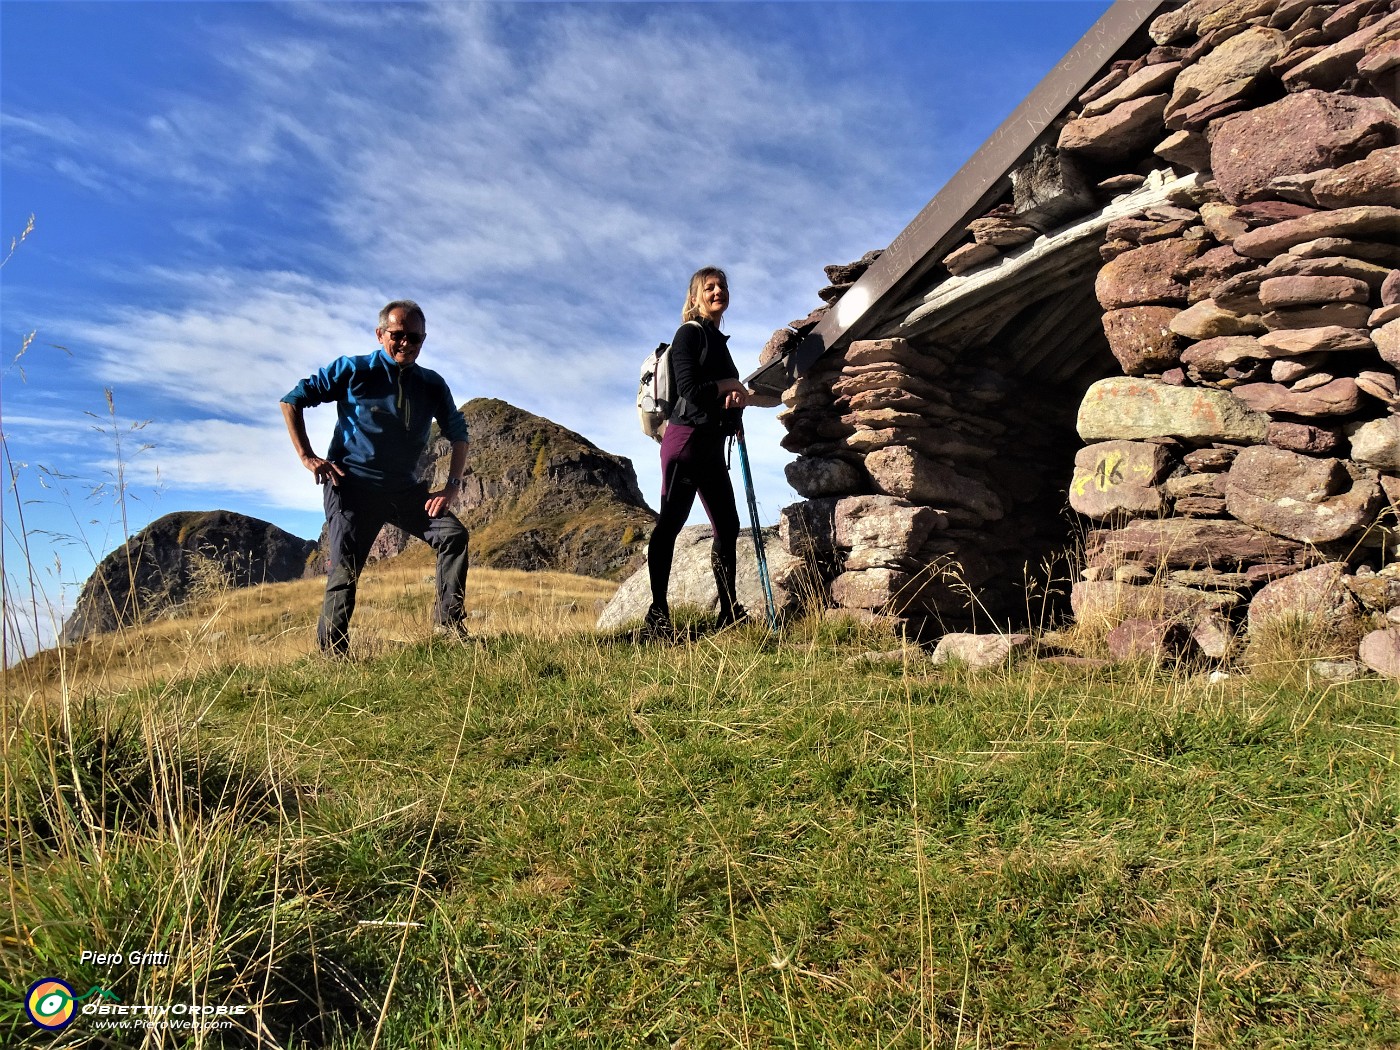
[346, 398, 657, 581]
[61, 510, 317, 642]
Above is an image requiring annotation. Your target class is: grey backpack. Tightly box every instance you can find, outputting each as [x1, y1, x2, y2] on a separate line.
[637, 320, 702, 443]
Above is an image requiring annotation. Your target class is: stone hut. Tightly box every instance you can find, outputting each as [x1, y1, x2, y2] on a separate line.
[756, 0, 1400, 652]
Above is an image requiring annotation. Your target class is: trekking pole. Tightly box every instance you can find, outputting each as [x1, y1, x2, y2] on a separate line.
[736, 428, 779, 631]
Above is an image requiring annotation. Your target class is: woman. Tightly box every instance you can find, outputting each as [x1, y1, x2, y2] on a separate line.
[645, 266, 750, 636]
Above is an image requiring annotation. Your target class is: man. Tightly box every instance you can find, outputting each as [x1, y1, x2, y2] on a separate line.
[281, 299, 472, 654]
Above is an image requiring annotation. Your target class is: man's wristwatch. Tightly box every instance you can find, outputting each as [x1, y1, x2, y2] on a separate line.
[445, 477, 463, 490]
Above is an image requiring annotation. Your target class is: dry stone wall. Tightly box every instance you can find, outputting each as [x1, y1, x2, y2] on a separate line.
[776, 323, 1091, 632]
[770, 0, 1400, 663]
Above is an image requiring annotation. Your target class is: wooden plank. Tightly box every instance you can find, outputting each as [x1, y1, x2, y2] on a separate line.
[882, 170, 1202, 345]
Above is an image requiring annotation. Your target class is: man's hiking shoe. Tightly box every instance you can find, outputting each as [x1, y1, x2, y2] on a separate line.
[715, 604, 749, 630]
[432, 622, 476, 645]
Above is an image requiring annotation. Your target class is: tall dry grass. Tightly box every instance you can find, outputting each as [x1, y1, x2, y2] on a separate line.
[7, 547, 618, 705]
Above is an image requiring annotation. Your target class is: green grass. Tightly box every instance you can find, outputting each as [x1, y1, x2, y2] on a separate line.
[4, 619, 1398, 1047]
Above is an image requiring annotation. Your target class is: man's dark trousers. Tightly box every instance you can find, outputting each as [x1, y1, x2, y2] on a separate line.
[319, 474, 470, 653]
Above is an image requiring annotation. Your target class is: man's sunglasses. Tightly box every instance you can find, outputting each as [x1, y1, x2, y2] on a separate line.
[382, 330, 426, 346]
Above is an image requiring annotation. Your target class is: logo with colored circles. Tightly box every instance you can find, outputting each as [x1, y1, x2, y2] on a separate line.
[25, 978, 77, 1029]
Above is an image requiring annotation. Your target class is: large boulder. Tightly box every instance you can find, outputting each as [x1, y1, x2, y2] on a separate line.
[1283, 10, 1400, 91]
[596, 524, 799, 630]
[1256, 326, 1375, 356]
[1107, 618, 1191, 663]
[785, 456, 866, 498]
[1359, 627, 1400, 679]
[1102, 306, 1183, 374]
[61, 510, 317, 642]
[1262, 302, 1371, 330]
[1273, 145, 1400, 209]
[1058, 93, 1171, 163]
[1164, 26, 1287, 131]
[1229, 378, 1364, 418]
[833, 366, 943, 401]
[1083, 62, 1182, 118]
[1376, 319, 1400, 367]
[834, 495, 945, 570]
[1096, 239, 1208, 309]
[1170, 299, 1264, 339]
[1258, 275, 1371, 309]
[1385, 270, 1400, 306]
[864, 445, 1004, 520]
[1261, 254, 1395, 291]
[1149, 0, 1236, 45]
[1232, 206, 1400, 259]
[845, 336, 940, 373]
[931, 632, 1034, 670]
[1348, 417, 1400, 471]
[1071, 581, 1239, 626]
[1347, 569, 1400, 615]
[1180, 335, 1270, 374]
[1267, 421, 1343, 455]
[825, 252, 885, 287]
[831, 567, 929, 615]
[1195, 0, 1278, 37]
[1087, 517, 1301, 570]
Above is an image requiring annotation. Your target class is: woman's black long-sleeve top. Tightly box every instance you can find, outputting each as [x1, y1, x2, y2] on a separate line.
[669, 318, 741, 433]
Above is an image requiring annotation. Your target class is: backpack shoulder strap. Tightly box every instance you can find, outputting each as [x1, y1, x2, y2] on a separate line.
[683, 319, 708, 364]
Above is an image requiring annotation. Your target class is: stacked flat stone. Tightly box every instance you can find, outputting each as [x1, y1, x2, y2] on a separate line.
[780, 335, 1080, 628]
[770, 0, 1400, 661]
[817, 250, 884, 303]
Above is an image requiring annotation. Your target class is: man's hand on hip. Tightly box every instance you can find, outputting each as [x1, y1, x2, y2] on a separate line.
[425, 489, 455, 518]
[304, 456, 345, 487]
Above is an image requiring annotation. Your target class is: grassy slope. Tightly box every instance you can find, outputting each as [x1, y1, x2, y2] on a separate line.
[3, 577, 1398, 1048]
[10, 549, 616, 704]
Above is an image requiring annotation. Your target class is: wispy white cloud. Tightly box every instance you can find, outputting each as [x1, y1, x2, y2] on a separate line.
[65, 273, 377, 420]
[0, 409, 119, 455]
[0, 110, 87, 147]
[9, 2, 949, 525]
[123, 418, 328, 512]
[342, 5, 911, 287]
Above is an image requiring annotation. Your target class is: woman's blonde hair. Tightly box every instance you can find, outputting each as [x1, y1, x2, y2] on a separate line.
[682, 267, 728, 323]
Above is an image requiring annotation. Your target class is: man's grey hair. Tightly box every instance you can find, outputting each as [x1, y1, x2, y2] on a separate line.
[378, 299, 426, 327]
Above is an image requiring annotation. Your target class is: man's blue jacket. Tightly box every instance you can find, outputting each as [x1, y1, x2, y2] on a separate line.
[282, 348, 469, 487]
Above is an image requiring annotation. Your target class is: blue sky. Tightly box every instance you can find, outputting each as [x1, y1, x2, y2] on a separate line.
[1, 0, 1109, 653]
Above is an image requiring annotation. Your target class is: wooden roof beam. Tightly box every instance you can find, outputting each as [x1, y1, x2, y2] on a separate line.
[751, 0, 1168, 389]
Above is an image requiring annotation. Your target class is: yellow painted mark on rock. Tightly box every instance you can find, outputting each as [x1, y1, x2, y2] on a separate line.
[1071, 448, 1158, 497]
[1072, 450, 1126, 496]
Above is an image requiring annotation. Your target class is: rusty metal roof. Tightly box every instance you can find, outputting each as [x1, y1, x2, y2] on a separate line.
[756, 0, 1170, 388]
